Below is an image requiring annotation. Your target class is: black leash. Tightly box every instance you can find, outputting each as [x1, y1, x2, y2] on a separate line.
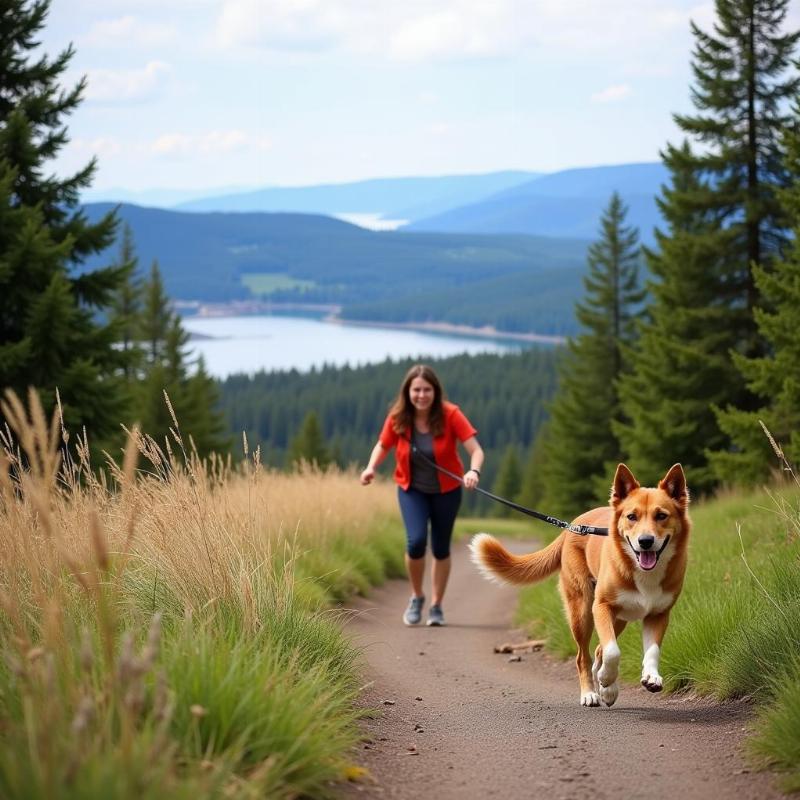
[409, 439, 608, 537]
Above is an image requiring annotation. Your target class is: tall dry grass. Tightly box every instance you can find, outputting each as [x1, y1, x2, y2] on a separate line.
[0, 389, 400, 798]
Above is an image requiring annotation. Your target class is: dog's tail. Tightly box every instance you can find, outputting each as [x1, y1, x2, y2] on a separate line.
[469, 532, 564, 586]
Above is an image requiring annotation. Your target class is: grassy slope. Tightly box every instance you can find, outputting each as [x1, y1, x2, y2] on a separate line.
[0, 396, 406, 800]
[507, 487, 800, 791]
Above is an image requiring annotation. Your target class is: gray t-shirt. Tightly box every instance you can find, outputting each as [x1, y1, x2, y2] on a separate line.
[410, 429, 441, 493]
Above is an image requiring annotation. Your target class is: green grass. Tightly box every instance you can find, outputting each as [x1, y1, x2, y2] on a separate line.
[454, 515, 540, 541]
[0, 516, 408, 800]
[749, 656, 800, 793]
[241, 272, 316, 297]
[295, 521, 406, 605]
[0, 597, 366, 800]
[513, 485, 800, 788]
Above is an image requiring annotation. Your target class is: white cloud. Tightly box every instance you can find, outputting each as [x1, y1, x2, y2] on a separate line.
[591, 84, 633, 104]
[84, 61, 171, 103]
[389, 9, 510, 61]
[69, 136, 124, 158]
[217, 0, 343, 51]
[212, 1, 710, 64]
[151, 130, 272, 158]
[81, 15, 175, 48]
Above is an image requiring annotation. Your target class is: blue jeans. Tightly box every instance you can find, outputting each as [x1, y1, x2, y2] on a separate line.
[397, 486, 462, 560]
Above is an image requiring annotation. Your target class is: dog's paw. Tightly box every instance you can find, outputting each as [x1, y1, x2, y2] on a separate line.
[597, 662, 619, 688]
[592, 659, 600, 694]
[597, 643, 620, 688]
[591, 660, 601, 693]
[641, 672, 663, 693]
[600, 681, 619, 707]
[581, 691, 601, 707]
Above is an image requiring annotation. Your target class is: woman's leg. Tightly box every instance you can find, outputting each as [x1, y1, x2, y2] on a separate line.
[430, 556, 451, 606]
[397, 487, 429, 597]
[405, 553, 425, 597]
[429, 488, 462, 605]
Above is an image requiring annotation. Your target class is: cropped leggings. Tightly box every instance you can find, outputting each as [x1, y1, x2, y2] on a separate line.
[397, 486, 462, 560]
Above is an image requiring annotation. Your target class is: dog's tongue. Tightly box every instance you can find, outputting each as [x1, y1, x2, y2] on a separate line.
[639, 550, 658, 570]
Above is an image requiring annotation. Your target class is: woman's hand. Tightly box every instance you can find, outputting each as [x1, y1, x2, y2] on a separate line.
[463, 468, 480, 491]
[362, 442, 387, 485]
[461, 438, 483, 492]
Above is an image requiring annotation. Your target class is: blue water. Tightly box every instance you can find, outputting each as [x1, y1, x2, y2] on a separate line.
[181, 314, 530, 378]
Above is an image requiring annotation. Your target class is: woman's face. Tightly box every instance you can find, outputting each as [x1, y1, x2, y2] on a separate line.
[408, 376, 435, 414]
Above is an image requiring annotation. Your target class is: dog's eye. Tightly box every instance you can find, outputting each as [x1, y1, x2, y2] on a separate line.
[655, 511, 668, 521]
[626, 513, 637, 522]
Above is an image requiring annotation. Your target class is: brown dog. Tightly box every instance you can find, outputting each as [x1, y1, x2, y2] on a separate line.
[470, 464, 690, 707]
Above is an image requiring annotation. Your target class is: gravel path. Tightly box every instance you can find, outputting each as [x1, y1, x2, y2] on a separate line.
[342, 537, 782, 799]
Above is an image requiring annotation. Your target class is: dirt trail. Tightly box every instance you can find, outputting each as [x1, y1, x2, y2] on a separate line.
[342, 537, 782, 800]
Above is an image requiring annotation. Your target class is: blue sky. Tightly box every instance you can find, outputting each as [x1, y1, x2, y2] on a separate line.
[42, 0, 800, 193]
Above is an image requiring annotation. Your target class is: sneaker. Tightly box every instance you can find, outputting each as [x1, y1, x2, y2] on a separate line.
[403, 595, 425, 626]
[426, 604, 445, 627]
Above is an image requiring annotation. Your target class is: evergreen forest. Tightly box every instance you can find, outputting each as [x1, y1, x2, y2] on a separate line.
[218, 348, 560, 515]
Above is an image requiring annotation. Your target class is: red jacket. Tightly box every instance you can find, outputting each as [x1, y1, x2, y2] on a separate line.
[379, 401, 477, 492]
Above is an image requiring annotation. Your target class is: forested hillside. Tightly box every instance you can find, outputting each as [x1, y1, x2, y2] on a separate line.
[339, 265, 588, 335]
[218, 348, 560, 513]
[82, 203, 590, 334]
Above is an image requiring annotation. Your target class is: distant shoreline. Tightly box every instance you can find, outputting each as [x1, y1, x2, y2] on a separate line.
[175, 299, 342, 317]
[325, 315, 566, 345]
[175, 299, 566, 345]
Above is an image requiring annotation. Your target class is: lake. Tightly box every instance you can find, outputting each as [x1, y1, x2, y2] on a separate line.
[181, 314, 532, 378]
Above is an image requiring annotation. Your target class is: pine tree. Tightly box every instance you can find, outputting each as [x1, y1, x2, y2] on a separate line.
[618, 0, 799, 492]
[516, 424, 550, 511]
[491, 445, 522, 518]
[134, 262, 228, 457]
[288, 411, 330, 469]
[540, 194, 645, 517]
[182, 357, 231, 458]
[140, 260, 172, 367]
[109, 224, 144, 382]
[0, 0, 128, 440]
[711, 114, 800, 482]
[135, 264, 180, 444]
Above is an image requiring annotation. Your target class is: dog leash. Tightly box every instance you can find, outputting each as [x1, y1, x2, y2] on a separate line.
[408, 438, 608, 537]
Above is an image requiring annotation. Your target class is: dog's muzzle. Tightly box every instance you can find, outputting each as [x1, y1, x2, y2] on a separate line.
[626, 535, 670, 571]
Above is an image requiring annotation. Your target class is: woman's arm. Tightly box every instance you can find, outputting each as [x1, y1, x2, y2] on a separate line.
[461, 436, 484, 491]
[360, 441, 389, 485]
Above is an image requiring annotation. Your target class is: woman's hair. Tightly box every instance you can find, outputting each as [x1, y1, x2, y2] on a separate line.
[389, 364, 446, 436]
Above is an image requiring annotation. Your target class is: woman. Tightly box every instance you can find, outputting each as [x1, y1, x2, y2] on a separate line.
[360, 364, 484, 626]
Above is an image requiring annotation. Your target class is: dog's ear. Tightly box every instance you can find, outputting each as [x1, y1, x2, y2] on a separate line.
[611, 463, 639, 504]
[659, 463, 689, 507]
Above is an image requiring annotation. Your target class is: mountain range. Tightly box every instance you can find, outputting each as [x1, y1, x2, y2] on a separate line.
[404, 162, 669, 241]
[174, 171, 538, 223]
[85, 161, 668, 242]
